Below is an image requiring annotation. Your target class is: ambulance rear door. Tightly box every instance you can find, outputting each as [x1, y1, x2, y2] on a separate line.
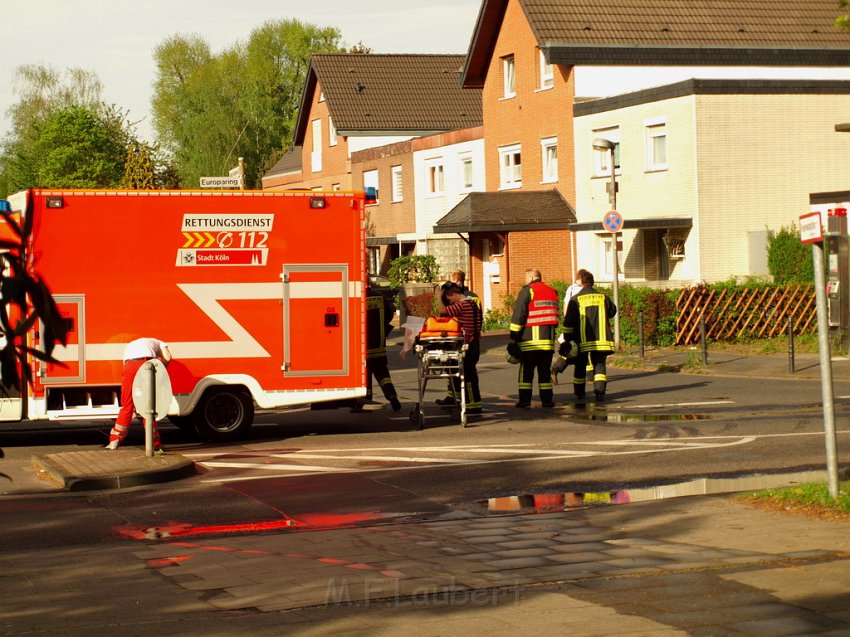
[282, 264, 350, 376]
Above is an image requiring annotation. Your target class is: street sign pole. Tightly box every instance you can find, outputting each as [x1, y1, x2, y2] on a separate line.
[603, 209, 623, 350]
[812, 239, 841, 498]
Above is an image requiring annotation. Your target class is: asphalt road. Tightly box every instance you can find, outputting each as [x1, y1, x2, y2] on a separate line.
[2, 351, 848, 548]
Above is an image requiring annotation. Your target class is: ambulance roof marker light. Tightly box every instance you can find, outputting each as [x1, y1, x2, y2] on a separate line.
[309, 196, 327, 209]
[0, 200, 11, 213]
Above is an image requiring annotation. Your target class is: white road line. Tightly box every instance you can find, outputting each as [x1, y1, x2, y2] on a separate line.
[201, 437, 759, 484]
[201, 461, 356, 472]
[272, 453, 469, 464]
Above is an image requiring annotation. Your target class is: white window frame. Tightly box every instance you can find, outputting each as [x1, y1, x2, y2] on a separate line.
[498, 143, 522, 190]
[460, 155, 474, 192]
[310, 119, 322, 173]
[538, 49, 553, 89]
[502, 55, 516, 99]
[425, 158, 445, 196]
[645, 118, 667, 171]
[599, 235, 623, 279]
[363, 169, 379, 205]
[541, 137, 558, 183]
[328, 116, 338, 147]
[592, 127, 620, 177]
[391, 165, 403, 202]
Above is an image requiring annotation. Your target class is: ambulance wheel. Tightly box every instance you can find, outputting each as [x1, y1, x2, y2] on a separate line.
[192, 387, 254, 442]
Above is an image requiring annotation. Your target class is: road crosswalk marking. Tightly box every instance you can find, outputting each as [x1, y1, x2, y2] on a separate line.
[193, 436, 760, 483]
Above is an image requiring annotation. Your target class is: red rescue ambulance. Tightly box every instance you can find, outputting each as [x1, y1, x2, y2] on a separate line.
[0, 188, 368, 440]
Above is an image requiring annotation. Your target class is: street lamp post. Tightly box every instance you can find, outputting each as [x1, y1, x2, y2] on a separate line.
[593, 137, 620, 349]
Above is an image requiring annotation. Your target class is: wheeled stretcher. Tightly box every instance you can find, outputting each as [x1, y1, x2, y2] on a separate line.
[409, 335, 468, 429]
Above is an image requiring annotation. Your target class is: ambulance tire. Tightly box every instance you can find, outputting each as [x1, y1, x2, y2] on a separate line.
[192, 387, 255, 442]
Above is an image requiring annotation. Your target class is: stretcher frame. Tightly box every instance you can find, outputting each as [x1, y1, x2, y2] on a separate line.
[409, 336, 468, 429]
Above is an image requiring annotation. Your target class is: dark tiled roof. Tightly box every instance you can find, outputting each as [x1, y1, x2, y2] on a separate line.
[263, 147, 302, 178]
[573, 78, 850, 116]
[464, 0, 850, 86]
[434, 190, 576, 233]
[294, 54, 482, 145]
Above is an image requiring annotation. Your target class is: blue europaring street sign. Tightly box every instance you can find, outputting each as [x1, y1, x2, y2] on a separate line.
[603, 210, 623, 233]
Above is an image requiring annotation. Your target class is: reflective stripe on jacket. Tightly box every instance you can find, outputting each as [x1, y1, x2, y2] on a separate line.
[510, 281, 559, 351]
[563, 287, 616, 353]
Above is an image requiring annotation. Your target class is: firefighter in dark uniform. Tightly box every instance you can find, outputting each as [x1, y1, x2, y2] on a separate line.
[563, 269, 617, 401]
[358, 286, 402, 411]
[509, 268, 560, 408]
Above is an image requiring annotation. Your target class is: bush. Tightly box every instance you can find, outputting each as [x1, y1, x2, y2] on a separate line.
[387, 255, 440, 287]
[616, 285, 679, 347]
[767, 224, 814, 284]
[481, 291, 517, 332]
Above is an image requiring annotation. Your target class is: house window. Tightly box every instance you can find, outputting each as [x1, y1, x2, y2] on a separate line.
[391, 165, 403, 202]
[498, 144, 522, 189]
[541, 137, 558, 183]
[460, 156, 474, 191]
[328, 116, 338, 147]
[600, 236, 622, 278]
[646, 121, 667, 170]
[538, 49, 553, 89]
[502, 55, 515, 98]
[311, 119, 322, 173]
[426, 159, 444, 195]
[593, 127, 620, 177]
[331, 183, 341, 191]
[363, 169, 379, 204]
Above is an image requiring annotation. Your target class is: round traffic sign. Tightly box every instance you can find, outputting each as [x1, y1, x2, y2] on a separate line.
[603, 210, 623, 233]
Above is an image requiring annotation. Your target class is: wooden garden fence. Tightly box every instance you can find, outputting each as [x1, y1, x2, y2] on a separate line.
[675, 285, 816, 345]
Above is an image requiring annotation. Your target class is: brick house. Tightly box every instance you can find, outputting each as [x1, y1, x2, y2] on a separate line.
[459, 0, 850, 297]
[266, 0, 850, 302]
[262, 54, 482, 276]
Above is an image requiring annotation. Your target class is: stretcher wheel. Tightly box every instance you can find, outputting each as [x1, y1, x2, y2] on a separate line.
[409, 406, 425, 430]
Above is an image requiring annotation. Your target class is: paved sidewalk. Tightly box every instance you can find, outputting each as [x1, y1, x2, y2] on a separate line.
[3, 488, 849, 634]
[32, 448, 196, 491]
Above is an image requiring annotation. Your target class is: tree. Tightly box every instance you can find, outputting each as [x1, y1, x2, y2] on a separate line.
[152, 19, 345, 188]
[838, 0, 850, 30]
[1, 65, 106, 195]
[12, 106, 128, 188]
[5, 65, 104, 145]
[2, 63, 173, 194]
[122, 141, 179, 189]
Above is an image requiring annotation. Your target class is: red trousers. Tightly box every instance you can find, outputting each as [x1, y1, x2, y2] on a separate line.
[108, 359, 160, 448]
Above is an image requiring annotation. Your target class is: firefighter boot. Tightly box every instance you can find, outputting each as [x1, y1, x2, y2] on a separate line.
[515, 389, 532, 408]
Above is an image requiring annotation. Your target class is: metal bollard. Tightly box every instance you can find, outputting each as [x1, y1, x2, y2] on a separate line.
[144, 362, 156, 458]
[638, 310, 645, 359]
[788, 314, 795, 374]
[699, 314, 708, 365]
